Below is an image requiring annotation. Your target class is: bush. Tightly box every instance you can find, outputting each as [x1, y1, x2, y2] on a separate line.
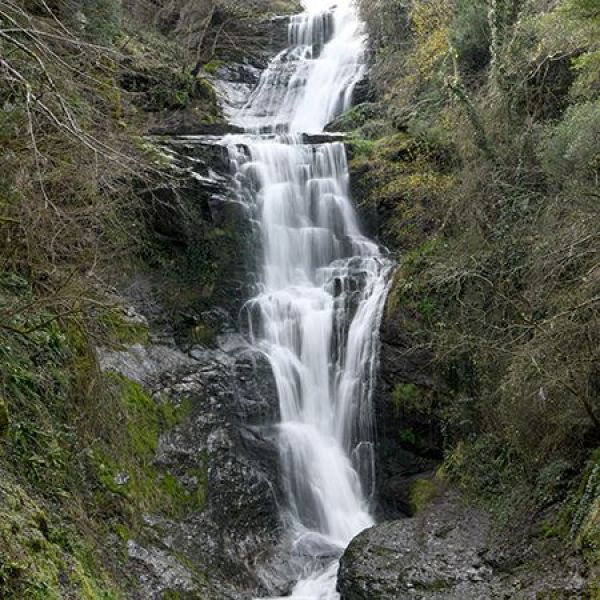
[450, 0, 491, 75]
[357, 0, 600, 515]
[538, 100, 600, 187]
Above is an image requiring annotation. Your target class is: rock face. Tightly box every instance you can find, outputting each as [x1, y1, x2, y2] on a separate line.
[101, 336, 283, 599]
[345, 103, 442, 519]
[374, 307, 440, 518]
[136, 134, 257, 323]
[100, 128, 283, 596]
[98, 24, 296, 597]
[338, 490, 587, 600]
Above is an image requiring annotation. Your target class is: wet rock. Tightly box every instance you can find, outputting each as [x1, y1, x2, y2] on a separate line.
[301, 132, 348, 145]
[351, 77, 377, 105]
[134, 134, 256, 318]
[209, 17, 292, 119]
[127, 540, 209, 599]
[233, 350, 280, 423]
[97, 343, 195, 386]
[338, 490, 491, 600]
[373, 307, 440, 517]
[102, 338, 283, 599]
[338, 489, 588, 600]
[211, 61, 266, 118]
[149, 121, 244, 136]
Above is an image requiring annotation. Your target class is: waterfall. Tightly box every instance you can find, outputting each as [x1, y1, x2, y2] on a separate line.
[225, 2, 393, 597]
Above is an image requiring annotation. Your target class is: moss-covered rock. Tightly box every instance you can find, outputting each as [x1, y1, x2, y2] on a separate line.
[410, 478, 440, 514]
[0, 476, 119, 600]
[0, 396, 8, 435]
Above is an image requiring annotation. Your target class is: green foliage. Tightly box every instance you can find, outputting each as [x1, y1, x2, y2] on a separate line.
[79, 0, 122, 44]
[348, 135, 377, 158]
[0, 1, 290, 598]
[97, 309, 149, 347]
[399, 428, 418, 446]
[349, 129, 453, 250]
[392, 383, 420, 411]
[0, 267, 206, 597]
[0, 475, 119, 600]
[203, 59, 226, 74]
[359, 0, 600, 523]
[450, 0, 491, 74]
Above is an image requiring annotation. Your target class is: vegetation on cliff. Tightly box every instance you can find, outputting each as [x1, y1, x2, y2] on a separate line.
[0, 0, 295, 597]
[2, 0, 598, 595]
[354, 0, 599, 583]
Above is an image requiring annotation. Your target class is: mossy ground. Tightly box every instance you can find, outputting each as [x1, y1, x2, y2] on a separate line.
[0, 272, 206, 598]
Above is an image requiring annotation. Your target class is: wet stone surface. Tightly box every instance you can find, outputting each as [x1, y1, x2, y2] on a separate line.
[338, 489, 588, 600]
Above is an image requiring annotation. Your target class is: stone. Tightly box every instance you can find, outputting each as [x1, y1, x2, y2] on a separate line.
[127, 540, 200, 598]
[113, 338, 284, 599]
[97, 343, 195, 387]
[338, 489, 588, 600]
[148, 121, 244, 137]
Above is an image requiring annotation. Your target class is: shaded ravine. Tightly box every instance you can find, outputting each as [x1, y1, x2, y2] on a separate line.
[225, 2, 393, 597]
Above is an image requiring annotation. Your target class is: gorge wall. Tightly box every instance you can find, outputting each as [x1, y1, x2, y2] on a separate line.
[1, 1, 599, 599]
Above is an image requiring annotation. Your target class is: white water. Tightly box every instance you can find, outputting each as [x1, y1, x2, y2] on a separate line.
[226, 2, 392, 597]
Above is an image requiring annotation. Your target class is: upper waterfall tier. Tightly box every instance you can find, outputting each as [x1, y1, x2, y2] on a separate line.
[233, 2, 366, 134]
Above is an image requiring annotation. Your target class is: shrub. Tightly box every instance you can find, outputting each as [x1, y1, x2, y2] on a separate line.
[450, 0, 491, 75]
[538, 100, 600, 187]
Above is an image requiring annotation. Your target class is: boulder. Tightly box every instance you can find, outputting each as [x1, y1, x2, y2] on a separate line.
[338, 489, 588, 600]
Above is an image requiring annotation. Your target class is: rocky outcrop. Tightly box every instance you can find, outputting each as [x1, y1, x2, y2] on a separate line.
[99, 127, 281, 596]
[100, 333, 283, 599]
[373, 305, 441, 518]
[135, 134, 257, 324]
[338, 489, 588, 600]
[344, 103, 443, 519]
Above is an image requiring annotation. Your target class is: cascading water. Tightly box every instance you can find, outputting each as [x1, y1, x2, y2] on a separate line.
[225, 2, 393, 597]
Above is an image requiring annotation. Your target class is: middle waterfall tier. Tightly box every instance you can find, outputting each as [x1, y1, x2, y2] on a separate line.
[226, 130, 392, 565]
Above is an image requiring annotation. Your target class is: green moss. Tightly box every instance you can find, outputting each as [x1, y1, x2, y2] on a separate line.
[392, 383, 420, 409]
[0, 478, 119, 600]
[585, 580, 600, 599]
[133, 137, 174, 167]
[348, 136, 377, 158]
[410, 479, 440, 514]
[0, 396, 9, 435]
[399, 428, 418, 446]
[203, 59, 225, 74]
[158, 467, 207, 515]
[93, 374, 205, 518]
[97, 309, 149, 347]
[391, 383, 433, 418]
[567, 456, 600, 566]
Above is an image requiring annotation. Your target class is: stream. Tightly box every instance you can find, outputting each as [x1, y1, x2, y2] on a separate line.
[224, 1, 393, 597]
